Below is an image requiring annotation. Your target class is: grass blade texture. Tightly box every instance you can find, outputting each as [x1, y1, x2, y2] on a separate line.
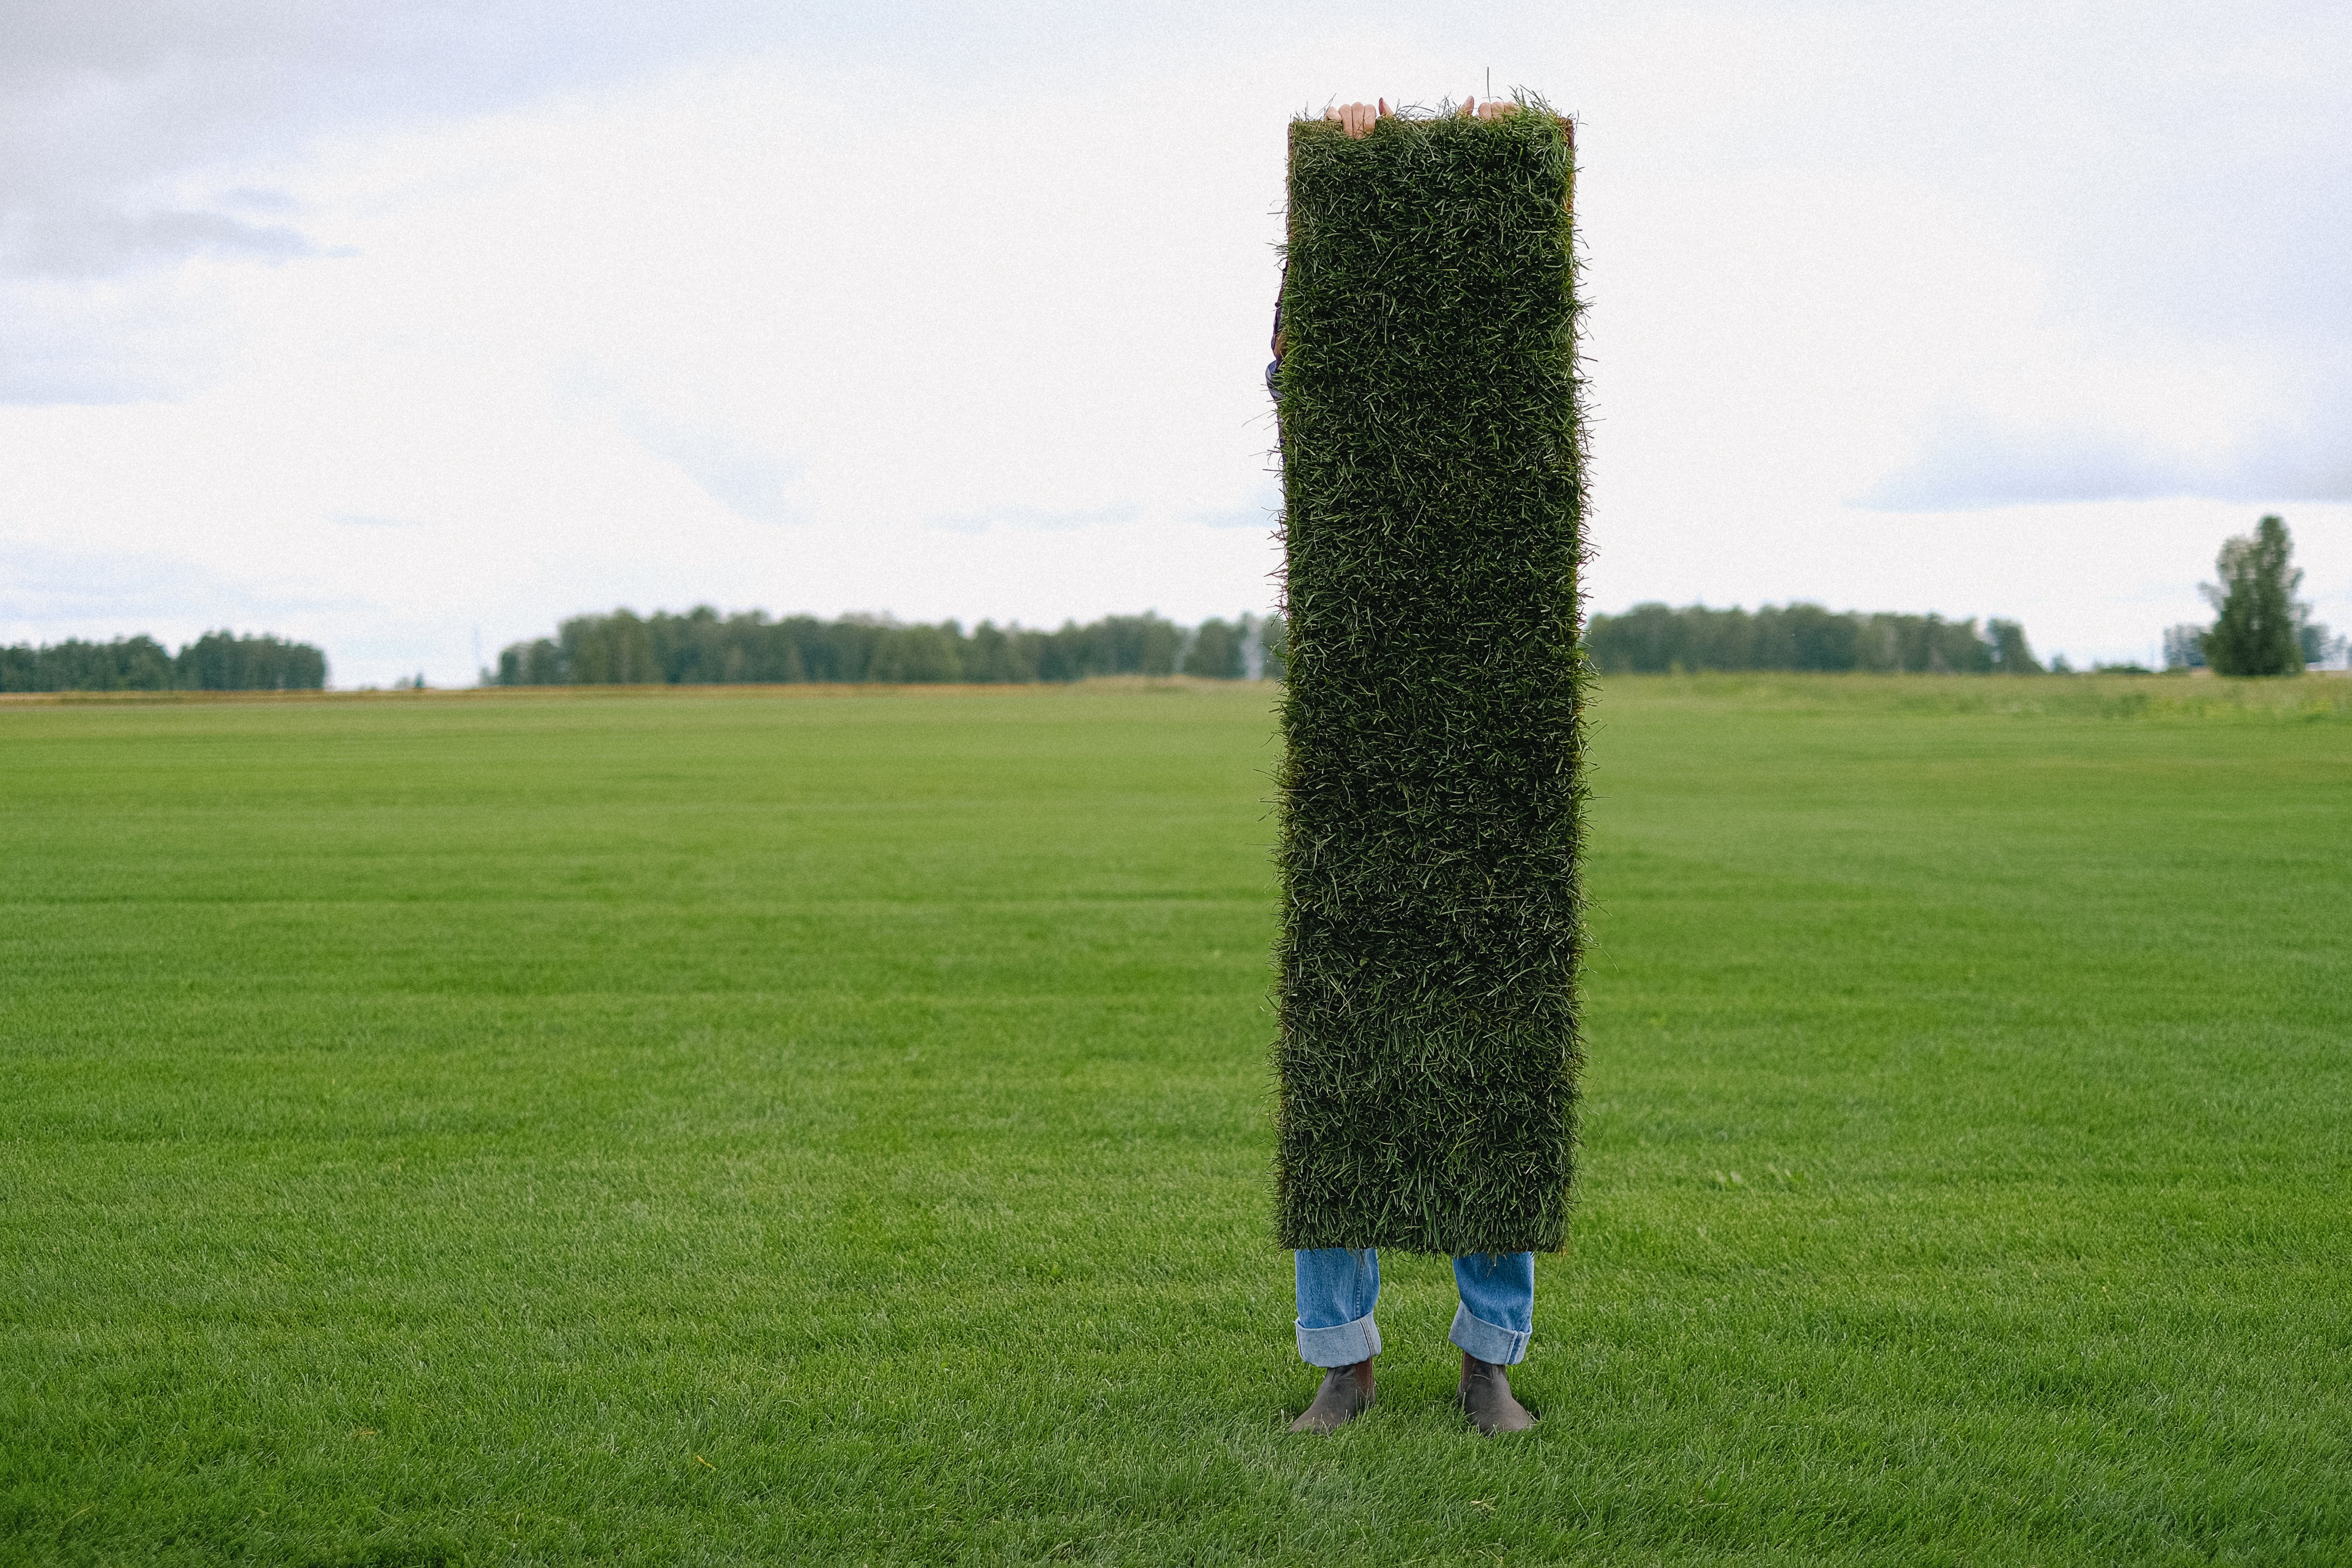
[1274, 102, 1588, 1255]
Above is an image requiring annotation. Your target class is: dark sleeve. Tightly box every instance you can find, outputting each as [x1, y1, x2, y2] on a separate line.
[1266, 268, 1286, 401]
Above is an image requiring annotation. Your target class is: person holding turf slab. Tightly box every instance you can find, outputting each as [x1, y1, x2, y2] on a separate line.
[1271, 94, 1587, 1437]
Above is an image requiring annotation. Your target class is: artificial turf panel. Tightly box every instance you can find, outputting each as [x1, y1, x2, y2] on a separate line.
[1275, 103, 1588, 1255]
[3, 675, 2350, 1564]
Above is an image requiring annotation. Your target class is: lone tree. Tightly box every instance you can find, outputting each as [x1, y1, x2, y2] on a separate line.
[2201, 514, 2307, 676]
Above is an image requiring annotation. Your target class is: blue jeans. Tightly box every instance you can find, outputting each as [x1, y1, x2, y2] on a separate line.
[1293, 1248, 1534, 1367]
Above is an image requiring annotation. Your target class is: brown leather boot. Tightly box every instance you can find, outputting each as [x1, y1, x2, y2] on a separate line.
[1458, 1354, 1535, 1434]
[1289, 1358, 1375, 1433]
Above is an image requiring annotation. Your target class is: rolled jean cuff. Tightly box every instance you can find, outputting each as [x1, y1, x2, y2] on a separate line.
[1448, 1303, 1531, 1366]
[1295, 1311, 1381, 1368]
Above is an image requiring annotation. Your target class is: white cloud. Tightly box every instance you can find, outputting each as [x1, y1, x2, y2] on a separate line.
[2, 208, 317, 279]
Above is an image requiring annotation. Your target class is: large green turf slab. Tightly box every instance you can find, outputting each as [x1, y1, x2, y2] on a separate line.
[3, 678, 2348, 1564]
[1276, 106, 1585, 1254]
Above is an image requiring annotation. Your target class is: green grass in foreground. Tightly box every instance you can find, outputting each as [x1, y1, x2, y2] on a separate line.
[3, 675, 2348, 1565]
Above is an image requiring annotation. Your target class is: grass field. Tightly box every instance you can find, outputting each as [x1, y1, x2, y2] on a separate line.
[4, 675, 2348, 1565]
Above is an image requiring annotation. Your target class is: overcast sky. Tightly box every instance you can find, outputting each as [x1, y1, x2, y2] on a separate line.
[2, 0, 2346, 684]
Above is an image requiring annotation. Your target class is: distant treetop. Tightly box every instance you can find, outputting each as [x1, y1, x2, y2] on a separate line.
[2201, 516, 2309, 677]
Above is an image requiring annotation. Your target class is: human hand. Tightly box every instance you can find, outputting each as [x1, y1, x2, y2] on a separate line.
[1324, 101, 1380, 139]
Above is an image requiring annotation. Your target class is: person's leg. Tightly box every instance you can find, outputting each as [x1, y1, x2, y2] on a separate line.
[1449, 1252, 1533, 1364]
[1451, 1253, 1536, 1434]
[1296, 1247, 1382, 1365]
[1290, 1248, 1380, 1432]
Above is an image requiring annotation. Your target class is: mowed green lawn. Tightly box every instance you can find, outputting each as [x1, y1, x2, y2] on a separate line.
[3, 677, 2347, 1565]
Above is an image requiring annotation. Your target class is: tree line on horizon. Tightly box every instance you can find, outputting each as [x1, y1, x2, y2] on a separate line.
[23, 520, 2333, 694]
[0, 632, 328, 693]
[510, 603, 2057, 686]
[492, 607, 1288, 687]
[1583, 603, 2041, 675]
